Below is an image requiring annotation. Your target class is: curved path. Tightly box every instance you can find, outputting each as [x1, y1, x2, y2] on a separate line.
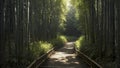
[39, 42, 90, 68]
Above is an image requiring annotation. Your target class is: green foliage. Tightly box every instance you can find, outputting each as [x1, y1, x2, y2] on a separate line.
[58, 35, 68, 43]
[75, 36, 99, 60]
[29, 41, 53, 59]
[71, 0, 90, 35]
[51, 35, 67, 47]
[75, 36, 86, 50]
[15, 35, 67, 67]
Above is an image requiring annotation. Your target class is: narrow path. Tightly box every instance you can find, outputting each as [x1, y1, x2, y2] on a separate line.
[39, 42, 90, 68]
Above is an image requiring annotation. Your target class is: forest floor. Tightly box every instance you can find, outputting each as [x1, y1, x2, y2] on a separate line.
[39, 42, 90, 68]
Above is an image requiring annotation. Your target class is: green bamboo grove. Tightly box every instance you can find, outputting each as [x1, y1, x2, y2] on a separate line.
[0, 0, 67, 68]
[72, 0, 120, 68]
[0, 0, 120, 68]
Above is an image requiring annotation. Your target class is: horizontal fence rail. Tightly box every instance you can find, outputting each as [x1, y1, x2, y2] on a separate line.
[27, 48, 55, 68]
[74, 46, 102, 68]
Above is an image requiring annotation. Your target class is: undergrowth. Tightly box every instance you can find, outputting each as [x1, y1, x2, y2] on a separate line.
[75, 35, 115, 68]
[27, 35, 68, 67]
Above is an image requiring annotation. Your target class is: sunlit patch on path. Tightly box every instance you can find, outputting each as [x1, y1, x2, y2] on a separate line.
[40, 42, 90, 68]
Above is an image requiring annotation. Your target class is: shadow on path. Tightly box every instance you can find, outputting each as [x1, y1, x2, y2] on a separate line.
[39, 42, 90, 68]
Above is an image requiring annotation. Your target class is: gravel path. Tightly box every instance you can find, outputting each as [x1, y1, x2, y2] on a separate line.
[39, 42, 90, 68]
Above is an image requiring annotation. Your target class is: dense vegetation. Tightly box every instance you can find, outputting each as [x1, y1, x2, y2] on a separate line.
[0, 0, 120, 68]
[0, 0, 67, 68]
[72, 0, 120, 68]
[63, 6, 81, 37]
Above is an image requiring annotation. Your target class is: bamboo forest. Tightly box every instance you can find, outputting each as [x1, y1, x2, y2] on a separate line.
[0, 0, 120, 68]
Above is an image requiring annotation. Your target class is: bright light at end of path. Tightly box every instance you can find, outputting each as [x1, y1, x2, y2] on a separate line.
[66, 0, 72, 10]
